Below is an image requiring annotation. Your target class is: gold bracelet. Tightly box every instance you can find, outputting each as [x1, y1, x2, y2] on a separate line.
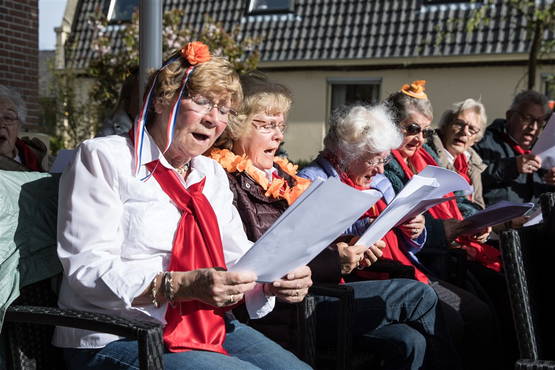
[151, 272, 163, 308]
[163, 271, 176, 307]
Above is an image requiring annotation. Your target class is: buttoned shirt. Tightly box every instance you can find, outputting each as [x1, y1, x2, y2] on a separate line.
[53, 133, 274, 349]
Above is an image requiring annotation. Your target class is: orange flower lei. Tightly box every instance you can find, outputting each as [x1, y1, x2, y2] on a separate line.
[208, 148, 311, 205]
[400, 80, 428, 100]
[181, 41, 211, 65]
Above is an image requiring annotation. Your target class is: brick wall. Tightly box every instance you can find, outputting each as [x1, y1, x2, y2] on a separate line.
[0, 0, 39, 127]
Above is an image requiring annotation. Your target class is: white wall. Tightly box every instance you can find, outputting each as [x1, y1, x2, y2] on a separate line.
[266, 64, 555, 162]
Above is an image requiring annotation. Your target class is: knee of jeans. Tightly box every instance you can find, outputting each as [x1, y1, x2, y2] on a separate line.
[390, 329, 427, 358]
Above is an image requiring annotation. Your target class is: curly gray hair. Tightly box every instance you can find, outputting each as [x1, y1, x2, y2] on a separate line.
[323, 104, 402, 168]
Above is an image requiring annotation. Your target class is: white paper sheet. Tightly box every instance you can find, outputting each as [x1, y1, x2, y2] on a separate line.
[357, 165, 472, 246]
[229, 177, 382, 282]
[523, 207, 543, 227]
[532, 113, 555, 169]
[460, 200, 534, 235]
[50, 149, 76, 173]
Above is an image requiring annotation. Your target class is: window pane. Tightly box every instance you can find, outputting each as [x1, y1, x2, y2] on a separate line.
[249, 0, 293, 14]
[545, 77, 555, 100]
[108, 0, 138, 22]
[330, 83, 380, 113]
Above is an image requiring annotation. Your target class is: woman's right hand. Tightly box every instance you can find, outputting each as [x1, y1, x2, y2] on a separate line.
[443, 218, 466, 241]
[336, 242, 367, 274]
[174, 268, 257, 307]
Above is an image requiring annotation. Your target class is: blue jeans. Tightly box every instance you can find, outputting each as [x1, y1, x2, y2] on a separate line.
[62, 315, 311, 370]
[315, 278, 458, 370]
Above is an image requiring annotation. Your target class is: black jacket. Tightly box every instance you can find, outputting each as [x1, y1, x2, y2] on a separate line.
[474, 119, 555, 205]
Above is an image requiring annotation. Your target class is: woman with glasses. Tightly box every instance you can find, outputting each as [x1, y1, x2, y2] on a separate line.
[382, 81, 511, 370]
[209, 73, 460, 370]
[427, 98, 488, 216]
[0, 84, 46, 171]
[53, 43, 313, 370]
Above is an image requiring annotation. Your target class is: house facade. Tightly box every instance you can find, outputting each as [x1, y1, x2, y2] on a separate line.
[57, 0, 555, 161]
[0, 0, 40, 127]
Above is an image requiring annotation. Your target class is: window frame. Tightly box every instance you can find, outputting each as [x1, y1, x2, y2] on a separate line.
[106, 0, 138, 23]
[326, 77, 382, 128]
[247, 0, 295, 15]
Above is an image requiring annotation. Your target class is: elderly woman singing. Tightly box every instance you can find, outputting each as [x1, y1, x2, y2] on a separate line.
[53, 43, 311, 370]
[209, 73, 460, 370]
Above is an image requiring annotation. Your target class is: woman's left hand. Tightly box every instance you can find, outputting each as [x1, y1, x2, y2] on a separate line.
[467, 226, 492, 243]
[398, 214, 425, 240]
[264, 265, 312, 303]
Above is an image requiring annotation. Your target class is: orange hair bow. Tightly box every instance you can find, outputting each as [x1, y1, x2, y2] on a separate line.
[400, 80, 428, 100]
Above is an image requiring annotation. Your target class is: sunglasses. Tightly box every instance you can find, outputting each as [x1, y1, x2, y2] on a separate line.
[403, 123, 434, 138]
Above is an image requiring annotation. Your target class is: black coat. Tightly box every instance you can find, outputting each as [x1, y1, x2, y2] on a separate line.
[474, 119, 555, 205]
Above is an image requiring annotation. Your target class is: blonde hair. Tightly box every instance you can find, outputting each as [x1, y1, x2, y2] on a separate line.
[149, 54, 242, 110]
[216, 72, 292, 149]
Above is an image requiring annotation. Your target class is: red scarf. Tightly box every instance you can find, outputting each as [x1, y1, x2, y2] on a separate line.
[501, 132, 531, 155]
[334, 164, 429, 283]
[391, 149, 501, 272]
[453, 153, 471, 185]
[146, 161, 229, 354]
[15, 138, 43, 171]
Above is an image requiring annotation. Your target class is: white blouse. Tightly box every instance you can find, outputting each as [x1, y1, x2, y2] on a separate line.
[52, 133, 274, 349]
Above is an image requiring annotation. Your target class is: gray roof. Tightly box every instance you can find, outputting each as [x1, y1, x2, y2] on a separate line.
[65, 0, 554, 70]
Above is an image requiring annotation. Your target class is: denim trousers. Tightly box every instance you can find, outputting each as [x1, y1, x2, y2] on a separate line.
[62, 315, 311, 370]
[315, 278, 459, 370]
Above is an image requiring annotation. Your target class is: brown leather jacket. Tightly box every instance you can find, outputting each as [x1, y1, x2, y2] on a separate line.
[226, 165, 341, 284]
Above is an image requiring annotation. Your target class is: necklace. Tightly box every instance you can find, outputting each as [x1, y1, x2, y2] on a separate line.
[175, 162, 190, 176]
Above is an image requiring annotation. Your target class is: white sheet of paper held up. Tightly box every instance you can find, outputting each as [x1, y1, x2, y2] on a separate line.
[523, 207, 543, 227]
[460, 200, 534, 235]
[532, 113, 555, 169]
[357, 165, 472, 247]
[228, 177, 382, 282]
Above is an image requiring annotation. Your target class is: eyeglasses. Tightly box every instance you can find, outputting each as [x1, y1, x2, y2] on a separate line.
[0, 113, 19, 127]
[251, 119, 288, 134]
[510, 110, 546, 128]
[451, 119, 480, 136]
[403, 123, 434, 138]
[188, 94, 237, 118]
[367, 155, 392, 167]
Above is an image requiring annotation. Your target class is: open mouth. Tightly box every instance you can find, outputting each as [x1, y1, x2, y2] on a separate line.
[192, 132, 210, 141]
[453, 138, 466, 145]
[0, 134, 7, 143]
[264, 148, 278, 155]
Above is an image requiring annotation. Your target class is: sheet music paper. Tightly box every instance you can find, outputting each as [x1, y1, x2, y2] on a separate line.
[523, 207, 543, 227]
[460, 200, 534, 236]
[532, 113, 555, 169]
[229, 177, 382, 282]
[50, 149, 76, 174]
[357, 165, 472, 246]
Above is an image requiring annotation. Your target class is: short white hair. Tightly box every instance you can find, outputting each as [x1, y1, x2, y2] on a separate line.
[324, 104, 403, 166]
[438, 98, 487, 141]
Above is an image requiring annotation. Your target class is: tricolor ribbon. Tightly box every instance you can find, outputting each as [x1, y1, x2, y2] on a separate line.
[132, 57, 196, 179]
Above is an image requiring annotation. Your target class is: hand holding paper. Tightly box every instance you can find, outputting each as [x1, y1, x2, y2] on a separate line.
[532, 113, 555, 169]
[459, 200, 534, 236]
[229, 178, 382, 282]
[357, 166, 472, 247]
